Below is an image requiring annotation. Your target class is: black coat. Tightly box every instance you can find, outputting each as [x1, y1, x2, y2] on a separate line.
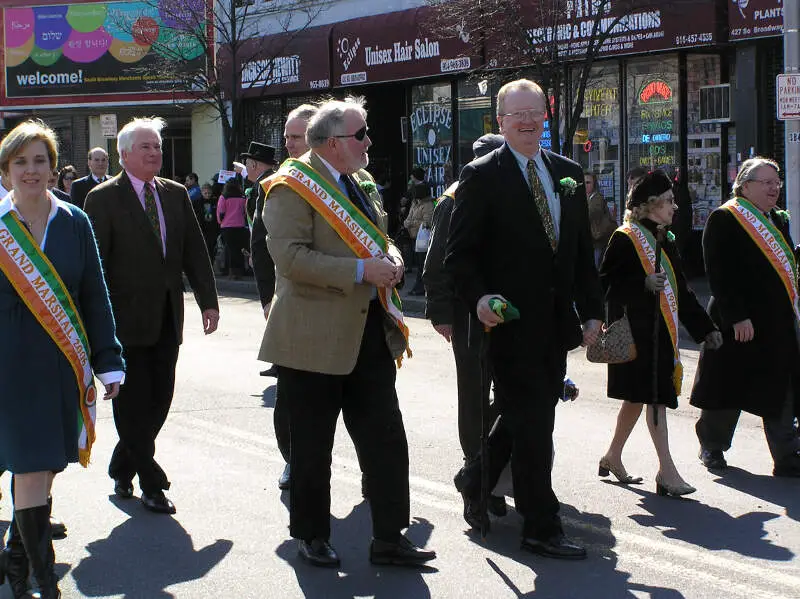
[445, 144, 603, 400]
[251, 170, 276, 307]
[690, 206, 800, 418]
[70, 175, 103, 209]
[601, 220, 715, 408]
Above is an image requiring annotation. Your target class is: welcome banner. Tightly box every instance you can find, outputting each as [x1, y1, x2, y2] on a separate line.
[4, 1, 206, 98]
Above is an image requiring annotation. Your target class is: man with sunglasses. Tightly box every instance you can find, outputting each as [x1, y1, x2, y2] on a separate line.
[446, 79, 602, 560]
[71, 147, 109, 209]
[260, 97, 436, 569]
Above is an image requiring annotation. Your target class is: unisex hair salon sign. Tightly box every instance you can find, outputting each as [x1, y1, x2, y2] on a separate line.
[332, 8, 476, 86]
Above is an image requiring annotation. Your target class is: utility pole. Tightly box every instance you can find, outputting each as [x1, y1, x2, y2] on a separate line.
[785, 0, 800, 241]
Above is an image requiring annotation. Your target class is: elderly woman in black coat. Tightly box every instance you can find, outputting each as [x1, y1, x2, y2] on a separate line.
[691, 157, 800, 477]
[598, 171, 720, 497]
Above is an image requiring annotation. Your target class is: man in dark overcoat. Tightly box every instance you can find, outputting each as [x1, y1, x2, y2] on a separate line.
[445, 79, 603, 559]
[690, 157, 800, 477]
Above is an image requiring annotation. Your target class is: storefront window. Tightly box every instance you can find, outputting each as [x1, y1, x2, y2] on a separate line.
[686, 54, 723, 230]
[626, 56, 681, 185]
[239, 98, 283, 158]
[410, 82, 453, 198]
[457, 77, 493, 173]
[572, 63, 622, 222]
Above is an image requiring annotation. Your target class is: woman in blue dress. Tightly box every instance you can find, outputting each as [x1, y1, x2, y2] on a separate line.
[0, 121, 124, 599]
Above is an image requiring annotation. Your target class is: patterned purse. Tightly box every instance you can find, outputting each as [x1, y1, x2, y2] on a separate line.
[586, 307, 637, 364]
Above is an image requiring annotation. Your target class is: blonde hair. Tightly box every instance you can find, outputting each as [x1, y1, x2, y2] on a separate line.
[0, 120, 58, 178]
[497, 79, 546, 115]
[623, 191, 673, 224]
[732, 157, 780, 198]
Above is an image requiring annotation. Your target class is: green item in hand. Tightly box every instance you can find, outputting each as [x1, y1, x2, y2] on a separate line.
[488, 297, 520, 322]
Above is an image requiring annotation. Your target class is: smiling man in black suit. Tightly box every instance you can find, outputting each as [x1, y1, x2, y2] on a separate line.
[70, 147, 110, 209]
[445, 79, 603, 560]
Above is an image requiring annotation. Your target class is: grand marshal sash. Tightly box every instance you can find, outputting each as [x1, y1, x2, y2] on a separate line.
[721, 197, 800, 321]
[619, 223, 683, 394]
[262, 159, 411, 365]
[0, 210, 97, 466]
[435, 182, 458, 208]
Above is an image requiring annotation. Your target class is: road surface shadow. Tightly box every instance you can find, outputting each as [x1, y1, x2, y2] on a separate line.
[628, 486, 793, 560]
[466, 504, 683, 598]
[710, 466, 800, 522]
[71, 498, 233, 598]
[276, 499, 436, 598]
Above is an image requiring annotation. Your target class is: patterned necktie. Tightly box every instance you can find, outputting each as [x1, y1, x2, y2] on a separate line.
[342, 175, 376, 224]
[527, 159, 556, 250]
[144, 182, 162, 242]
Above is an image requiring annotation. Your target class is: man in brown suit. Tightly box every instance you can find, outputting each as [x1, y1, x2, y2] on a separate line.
[262, 97, 435, 568]
[85, 117, 219, 515]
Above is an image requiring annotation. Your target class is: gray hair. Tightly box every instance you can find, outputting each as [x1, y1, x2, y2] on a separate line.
[287, 103, 318, 123]
[117, 117, 166, 169]
[306, 97, 367, 148]
[732, 157, 780, 198]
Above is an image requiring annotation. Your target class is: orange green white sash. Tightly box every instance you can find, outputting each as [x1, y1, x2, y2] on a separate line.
[0, 210, 97, 466]
[262, 159, 411, 365]
[435, 182, 458, 208]
[619, 223, 683, 394]
[721, 198, 799, 321]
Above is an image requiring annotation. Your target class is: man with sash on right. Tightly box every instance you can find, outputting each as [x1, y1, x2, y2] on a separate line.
[691, 157, 800, 477]
[261, 97, 436, 568]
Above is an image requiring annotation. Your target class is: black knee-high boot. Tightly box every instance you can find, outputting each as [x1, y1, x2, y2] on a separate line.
[14, 505, 59, 599]
[2, 475, 31, 598]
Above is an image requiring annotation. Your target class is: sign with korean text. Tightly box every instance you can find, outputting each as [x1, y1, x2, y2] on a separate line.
[729, 0, 783, 40]
[777, 74, 800, 120]
[3, 1, 206, 98]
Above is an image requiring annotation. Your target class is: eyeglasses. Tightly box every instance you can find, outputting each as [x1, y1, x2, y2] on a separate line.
[333, 126, 369, 142]
[63, 176, 74, 181]
[498, 109, 546, 122]
[749, 178, 783, 189]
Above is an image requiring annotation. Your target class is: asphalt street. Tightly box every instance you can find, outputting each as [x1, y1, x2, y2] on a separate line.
[1, 292, 798, 599]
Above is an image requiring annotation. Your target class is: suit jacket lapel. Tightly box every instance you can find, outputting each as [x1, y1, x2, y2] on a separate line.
[155, 178, 176, 261]
[117, 172, 164, 258]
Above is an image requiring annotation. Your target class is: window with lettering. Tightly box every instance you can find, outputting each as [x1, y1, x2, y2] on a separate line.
[572, 62, 622, 222]
[457, 78, 493, 173]
[410, 82, 453, 198]
[626, 57, 681, 184]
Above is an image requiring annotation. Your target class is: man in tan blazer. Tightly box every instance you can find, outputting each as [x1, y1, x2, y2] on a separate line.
[85, 117, 219, 515]
[262, 97, 435, 568]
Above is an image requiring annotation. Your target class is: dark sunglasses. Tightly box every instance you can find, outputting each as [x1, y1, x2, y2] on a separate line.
[333, 126, 368, 142]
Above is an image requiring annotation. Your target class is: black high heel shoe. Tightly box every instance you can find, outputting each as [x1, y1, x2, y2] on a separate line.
[598, 457, 643, 484]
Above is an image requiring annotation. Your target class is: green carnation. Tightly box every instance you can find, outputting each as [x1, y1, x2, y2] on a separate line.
[559, 177, 580, 198]
[359, 180, 378, 195]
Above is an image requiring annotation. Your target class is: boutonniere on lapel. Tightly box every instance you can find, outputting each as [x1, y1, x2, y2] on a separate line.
[558, 177, 581, 198]
[774, 209, 790, 225]
[358, 180, 378, 196]
[666, 230, 676, 242]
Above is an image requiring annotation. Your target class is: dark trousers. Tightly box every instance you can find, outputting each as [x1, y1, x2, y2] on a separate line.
[273, 376, 290, 463]
[108, 300, 179, 495]
[697, 389, 800, 466]
[281, 301, 410, 541]
[221, 227, 249, 276]
[463, 345, 564, 540]
[451, 308, 498, 463]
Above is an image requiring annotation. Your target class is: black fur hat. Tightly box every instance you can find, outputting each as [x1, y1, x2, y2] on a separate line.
[627, 170, 673, 209]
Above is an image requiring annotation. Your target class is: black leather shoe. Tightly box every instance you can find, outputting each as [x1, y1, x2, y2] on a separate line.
[278, 464, 291, 490]
[113, 480, 134, 499]
[298, 539, 340, 568]
[699, 449, 727, 470]
[50, 516, 67, 540]
[521, 535, 587, 560]
[487, 495, 507, 518]
[260, 365, 279, 377]
[141, 491, 176, 514]
[460, 492, 489, 532]
[370, 536, 436, 566]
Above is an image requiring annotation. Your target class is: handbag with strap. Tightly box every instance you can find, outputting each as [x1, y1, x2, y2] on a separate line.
[586, 306, 637, 364]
